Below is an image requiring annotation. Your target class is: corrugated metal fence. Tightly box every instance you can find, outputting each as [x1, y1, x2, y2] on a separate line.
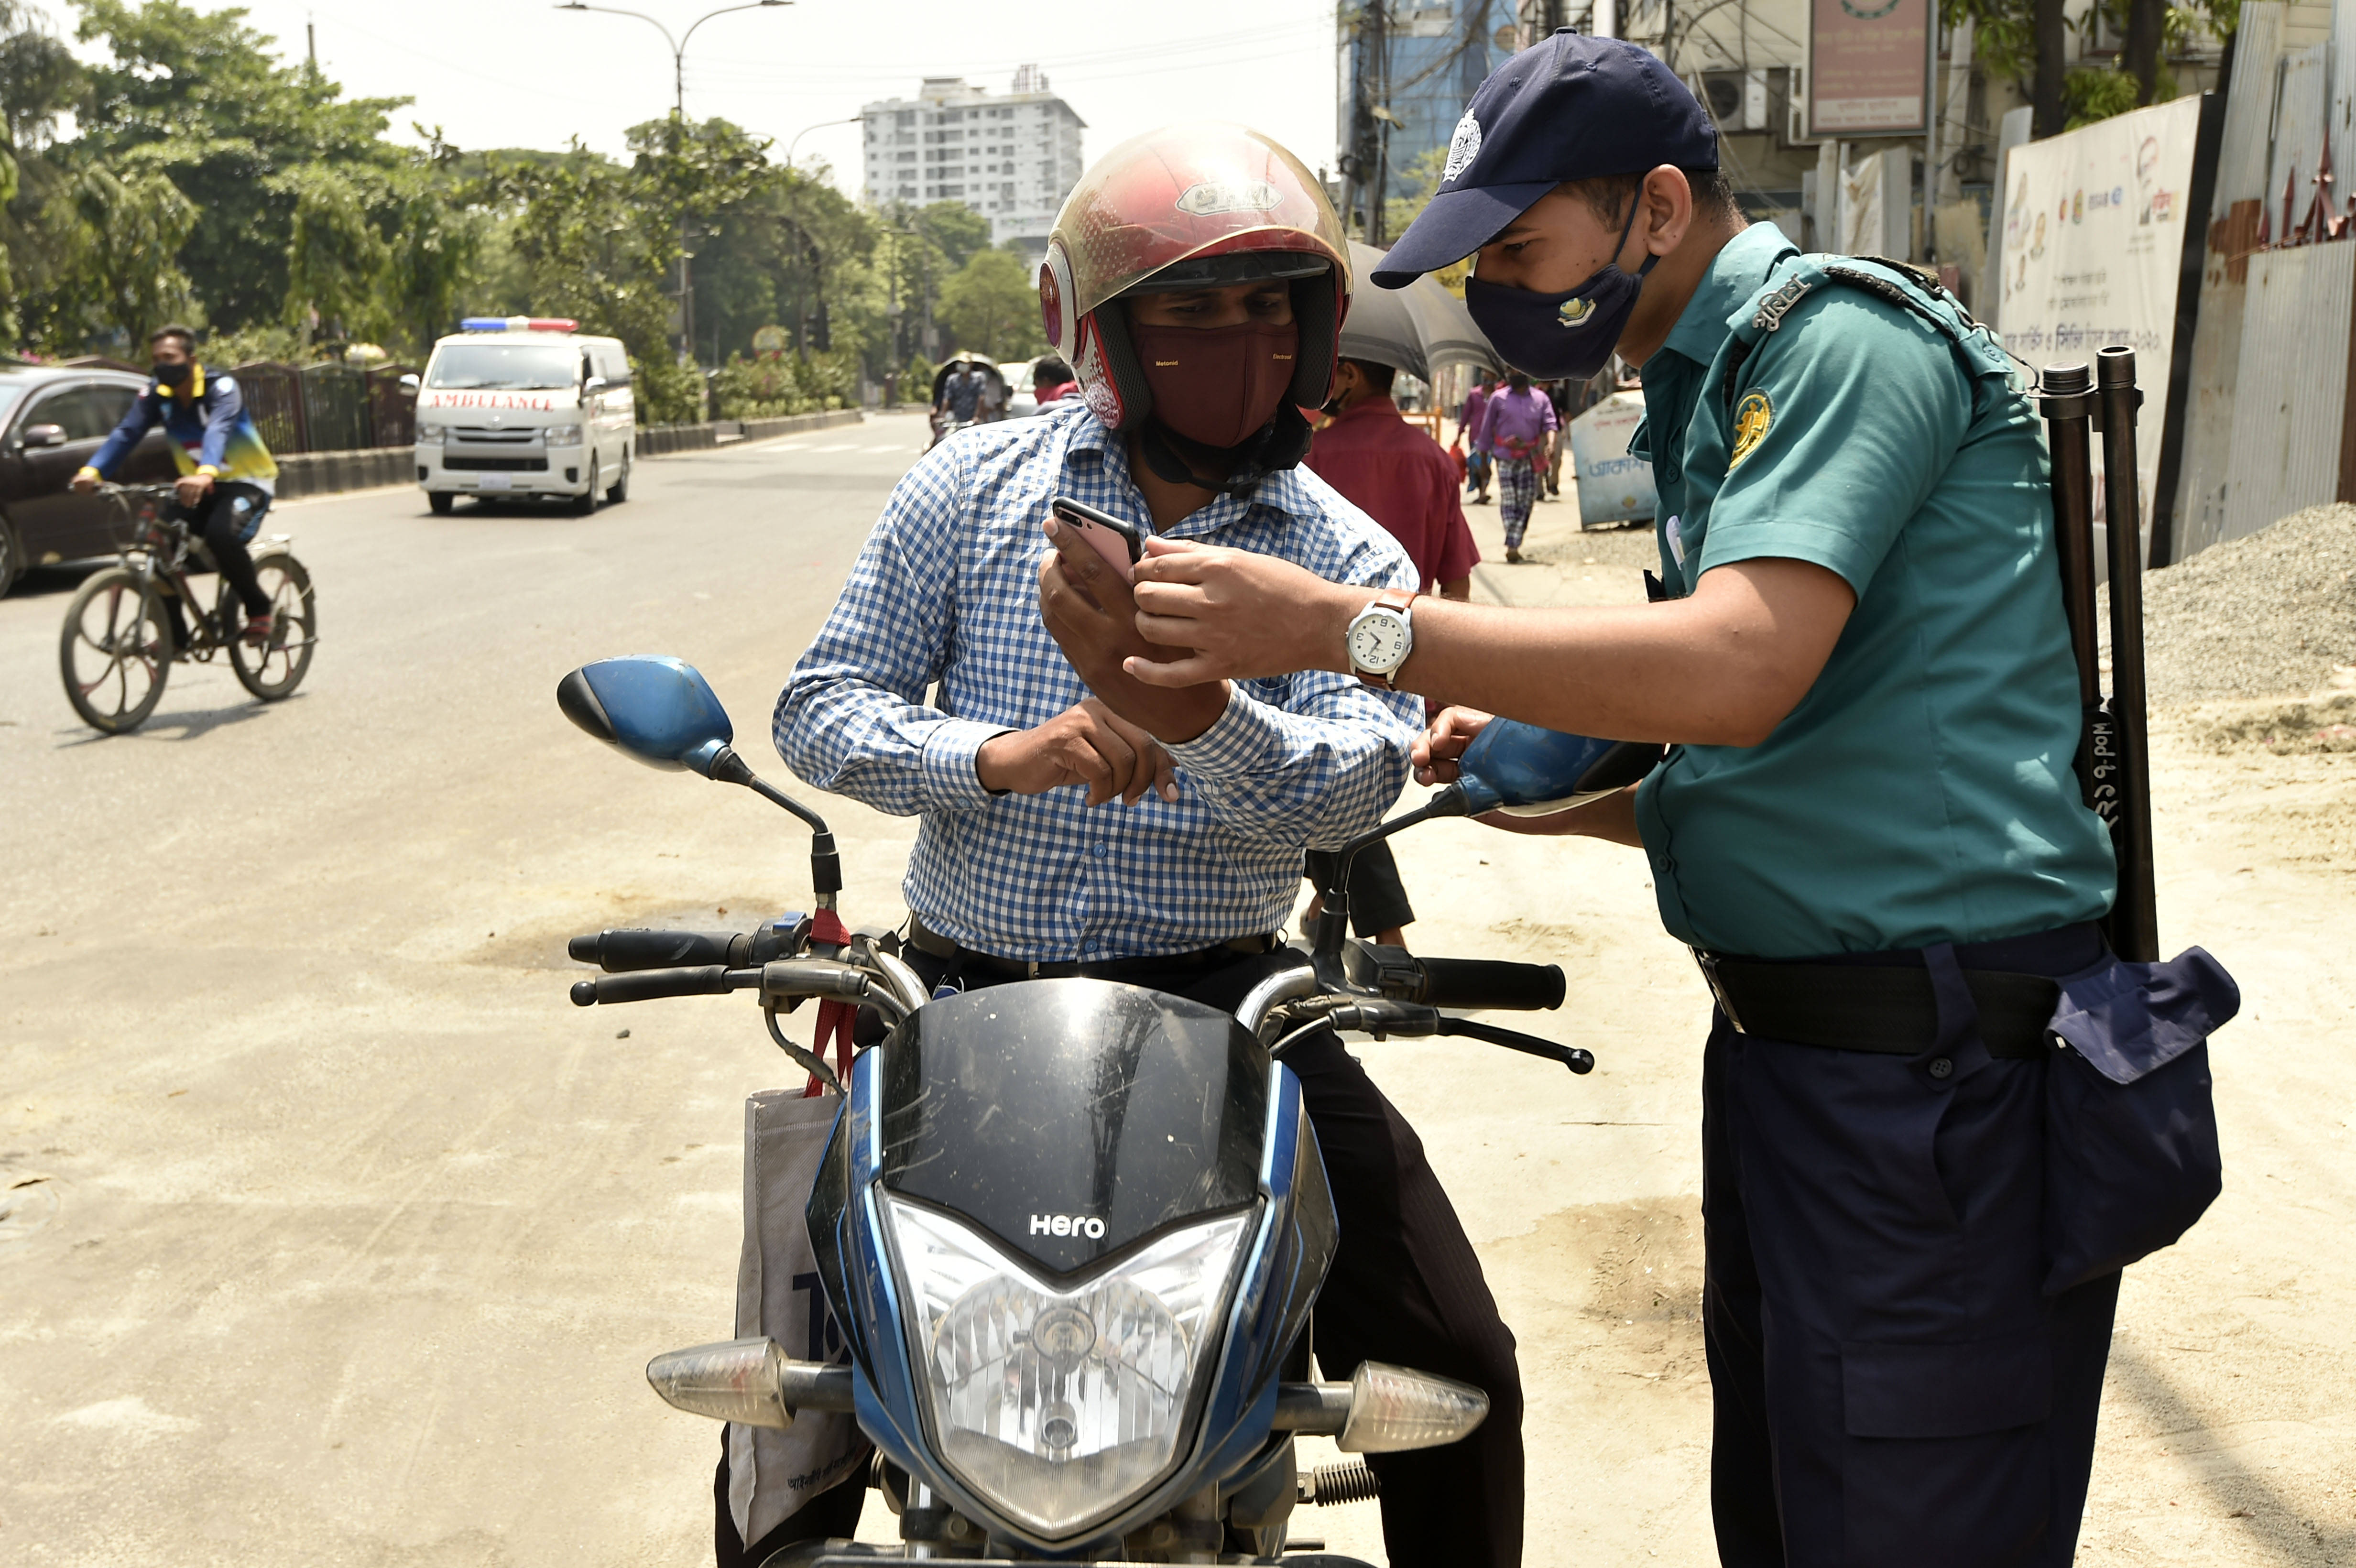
[2175, 0, 2356, 558]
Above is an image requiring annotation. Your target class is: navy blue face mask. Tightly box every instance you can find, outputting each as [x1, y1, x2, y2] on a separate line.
[1464, 196, 1658, 381]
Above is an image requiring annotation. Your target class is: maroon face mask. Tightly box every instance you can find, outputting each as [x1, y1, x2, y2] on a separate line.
[1128, 319, 1300, 448]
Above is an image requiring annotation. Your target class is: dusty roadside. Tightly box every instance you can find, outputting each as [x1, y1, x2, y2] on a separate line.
[1301, 493, 2356, 1566]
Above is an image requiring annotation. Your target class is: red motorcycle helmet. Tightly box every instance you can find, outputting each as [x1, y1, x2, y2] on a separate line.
[1040, 122, 1351, 435]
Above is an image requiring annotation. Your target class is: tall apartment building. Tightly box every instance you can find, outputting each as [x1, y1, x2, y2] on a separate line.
[861, 66, 1087, 261]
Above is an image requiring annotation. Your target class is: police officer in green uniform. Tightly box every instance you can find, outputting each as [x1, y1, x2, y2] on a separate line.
[1102, 31, 2127, 1567]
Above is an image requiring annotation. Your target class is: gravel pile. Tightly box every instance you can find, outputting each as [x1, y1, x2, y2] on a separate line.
[2105, 502, 2356, 706]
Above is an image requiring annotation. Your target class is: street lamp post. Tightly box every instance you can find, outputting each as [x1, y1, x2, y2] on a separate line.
[554, 0, 790, 121]
[785, 114, 863, 173]
[555, 0, 792, 399]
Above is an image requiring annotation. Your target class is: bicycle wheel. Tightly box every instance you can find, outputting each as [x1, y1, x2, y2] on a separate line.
[60, 566, 174, 733]
[227, 551, 316, 701]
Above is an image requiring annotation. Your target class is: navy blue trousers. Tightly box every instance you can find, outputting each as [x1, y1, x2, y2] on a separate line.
[1701, 930, 2122, 1568]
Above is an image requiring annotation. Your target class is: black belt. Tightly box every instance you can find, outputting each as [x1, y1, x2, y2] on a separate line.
[906, 915, 1276, 983]
[1695, 952, 2062, 1059]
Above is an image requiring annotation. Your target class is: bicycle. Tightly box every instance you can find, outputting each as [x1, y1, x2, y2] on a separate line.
[58, 482, 316, 734]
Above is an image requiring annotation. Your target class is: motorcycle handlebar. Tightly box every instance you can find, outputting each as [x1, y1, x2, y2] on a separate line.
[1410, 957, 1565, 1012]
[570, 928, 742, 970]
[569, 965, 759, 1006]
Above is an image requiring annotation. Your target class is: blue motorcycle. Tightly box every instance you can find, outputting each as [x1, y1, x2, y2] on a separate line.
[556, 656, 1649, 1564]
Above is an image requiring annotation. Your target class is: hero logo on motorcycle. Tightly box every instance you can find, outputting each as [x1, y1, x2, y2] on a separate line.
[1029, 1211, 1108, 1239]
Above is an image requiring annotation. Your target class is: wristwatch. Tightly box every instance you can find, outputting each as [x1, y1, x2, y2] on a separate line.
[1346, 589, 1418, 688]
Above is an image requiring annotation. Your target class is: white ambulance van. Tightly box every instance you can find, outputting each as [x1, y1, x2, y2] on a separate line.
[411, 317, 635, 515]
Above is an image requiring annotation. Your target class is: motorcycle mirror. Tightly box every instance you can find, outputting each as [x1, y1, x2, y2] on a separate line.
[558, 655, 846, 909]
[557, 655, 735, 777]
[1453, 719, 1665, 817]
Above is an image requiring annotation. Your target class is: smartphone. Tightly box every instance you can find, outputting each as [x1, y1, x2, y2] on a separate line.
[1049, 495, 1144, 584]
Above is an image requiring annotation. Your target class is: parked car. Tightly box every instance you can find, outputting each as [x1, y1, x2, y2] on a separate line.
[0, 365, 180, 596]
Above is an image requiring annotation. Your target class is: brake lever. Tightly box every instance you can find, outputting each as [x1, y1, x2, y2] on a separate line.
[1438, 1016, 1594, 1075]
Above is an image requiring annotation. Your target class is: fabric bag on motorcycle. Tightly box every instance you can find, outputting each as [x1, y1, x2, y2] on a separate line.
[2042, 946, 2238, 1295]
[729, 1089, 870, 1545]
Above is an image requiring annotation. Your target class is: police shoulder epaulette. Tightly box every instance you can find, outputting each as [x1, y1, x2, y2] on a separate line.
[1723, 255, 1993, 428]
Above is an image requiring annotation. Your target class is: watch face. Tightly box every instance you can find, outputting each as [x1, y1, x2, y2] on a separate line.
[1350, 612, 1409, 672]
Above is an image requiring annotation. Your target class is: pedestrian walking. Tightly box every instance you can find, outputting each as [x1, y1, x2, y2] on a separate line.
[1477, 370, 1558, 561]
[1115, 33, 2232, 1567]
[1541, 378, 1574, 498]
[1458, 374, 1494, 503]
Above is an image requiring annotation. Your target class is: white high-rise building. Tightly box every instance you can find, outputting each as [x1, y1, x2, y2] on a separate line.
[860, 66, 1086, 262]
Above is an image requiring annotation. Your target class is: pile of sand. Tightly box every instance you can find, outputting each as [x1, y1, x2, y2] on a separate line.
[2115, 503, 2356, 706]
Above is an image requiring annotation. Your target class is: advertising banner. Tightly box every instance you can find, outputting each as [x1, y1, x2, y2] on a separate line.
[1808, 0, 1932, 136]
[1994, 94, 2205, 532]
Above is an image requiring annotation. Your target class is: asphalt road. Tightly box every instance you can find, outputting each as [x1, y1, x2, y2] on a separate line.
[0, 415, 977, 1565]
[4, 413, 2349, 1568]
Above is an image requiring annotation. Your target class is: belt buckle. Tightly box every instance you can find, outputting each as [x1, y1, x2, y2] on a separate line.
[1692, 949, 1747, 1034]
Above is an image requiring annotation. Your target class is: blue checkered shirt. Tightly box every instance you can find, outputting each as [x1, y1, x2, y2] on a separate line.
[774, 403, 1422, 962]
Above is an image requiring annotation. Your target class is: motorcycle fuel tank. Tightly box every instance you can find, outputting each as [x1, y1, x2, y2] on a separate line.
[875, 980, 1269, 1274]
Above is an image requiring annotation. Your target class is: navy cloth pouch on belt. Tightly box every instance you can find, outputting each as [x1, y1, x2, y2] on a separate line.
[2042, 945, 2238, 1295]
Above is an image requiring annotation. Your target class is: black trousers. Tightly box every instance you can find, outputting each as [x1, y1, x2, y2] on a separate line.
[719, 945, 1524, 1568]
[1303, 838, 1417, 937]
[175, 481, 272, 617]
[1702, 926, 2121, 1567]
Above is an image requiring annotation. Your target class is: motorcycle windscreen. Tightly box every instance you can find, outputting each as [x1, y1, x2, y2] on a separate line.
[878, 979, 1269, 1275]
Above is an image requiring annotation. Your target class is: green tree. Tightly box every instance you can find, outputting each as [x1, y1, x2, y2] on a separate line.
[283, 163, 390, 340]
[1945, 0, 2234, 134]
[58, 157, 198, 344]
[918, 200, 992, 271]
[0, 0, 85, 346]
[938, 247, 1042, 361]
[72, 0, 412, 334]
[379, 138, 483, 357]
[694, 161, 880, 364]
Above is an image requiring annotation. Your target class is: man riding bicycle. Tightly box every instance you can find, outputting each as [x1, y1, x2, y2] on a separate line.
[72, 324, 282, 645]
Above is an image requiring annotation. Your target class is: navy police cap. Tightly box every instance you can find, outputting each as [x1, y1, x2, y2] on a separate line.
[1372, 31, 1717, 289]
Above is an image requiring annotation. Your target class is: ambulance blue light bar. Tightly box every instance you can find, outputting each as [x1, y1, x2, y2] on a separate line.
[460, 316, 579, 333]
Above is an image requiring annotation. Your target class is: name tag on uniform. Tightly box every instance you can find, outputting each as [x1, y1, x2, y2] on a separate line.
[1666, 514, 1686, 568]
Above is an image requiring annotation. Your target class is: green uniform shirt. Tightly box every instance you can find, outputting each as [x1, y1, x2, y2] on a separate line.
[1627, 222, 2115, 957]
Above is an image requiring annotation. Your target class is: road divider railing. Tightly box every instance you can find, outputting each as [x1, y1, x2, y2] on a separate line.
[274, 407, 872, 501]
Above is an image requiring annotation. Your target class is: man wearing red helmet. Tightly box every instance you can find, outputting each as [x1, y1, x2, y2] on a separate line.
[766, 124, 1525, 1568]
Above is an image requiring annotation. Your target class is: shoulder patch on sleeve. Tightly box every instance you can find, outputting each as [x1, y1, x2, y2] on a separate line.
[1729, 391, 1772, 468]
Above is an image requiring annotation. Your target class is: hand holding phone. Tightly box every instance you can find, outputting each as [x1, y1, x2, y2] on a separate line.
[1049, 495, 1144, 585]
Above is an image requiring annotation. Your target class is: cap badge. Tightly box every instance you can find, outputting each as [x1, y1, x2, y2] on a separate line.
[1175, 180, 1281, 216]
[1557, 296, 1598, 328]
[1442, 111, 1483, 183]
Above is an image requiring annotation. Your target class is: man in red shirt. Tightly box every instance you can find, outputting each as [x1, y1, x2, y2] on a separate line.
[1308, 357, 1479, 598]
[1298, 355, 1482, 943]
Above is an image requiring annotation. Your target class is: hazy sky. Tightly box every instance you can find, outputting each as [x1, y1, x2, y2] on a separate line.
[205, 0, 1345, 194]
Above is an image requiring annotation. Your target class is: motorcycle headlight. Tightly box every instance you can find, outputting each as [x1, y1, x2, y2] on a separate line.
[883, 1195, 1251, 1539]
[544, 423, 584, 445]
[414, 421, 445, 443]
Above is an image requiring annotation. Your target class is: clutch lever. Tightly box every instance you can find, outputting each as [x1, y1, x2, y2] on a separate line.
[1438, 1016, 1594, 1074]
[1285, 998, 1594, 1075]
